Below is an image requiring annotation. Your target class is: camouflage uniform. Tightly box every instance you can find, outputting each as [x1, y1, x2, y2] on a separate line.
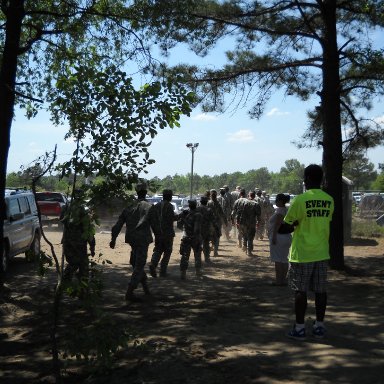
[61, 201, 95, 281]
[148, 198, 176, 277]
[232, 196, 261, 256]
[197, 199, 217, 263]
[230, 186, 241, 236]
[207, 190, 227, 256]
[255, 191, 266, 239]
[217, 188, 232, 240]
[178, 203, 202, 278]
[111, 195, 153, 293]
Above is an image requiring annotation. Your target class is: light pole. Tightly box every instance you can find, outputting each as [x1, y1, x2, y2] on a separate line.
[186, 143, 199, 199]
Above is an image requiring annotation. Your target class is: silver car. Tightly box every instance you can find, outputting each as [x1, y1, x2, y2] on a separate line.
[2, 189, 41, 273]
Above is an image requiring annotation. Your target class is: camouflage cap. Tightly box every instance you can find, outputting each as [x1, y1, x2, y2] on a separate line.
[135, 182, 148, 193]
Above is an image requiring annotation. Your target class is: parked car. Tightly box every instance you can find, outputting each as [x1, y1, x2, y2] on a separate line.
[35, 191, 69, 227]
[2, 189, 41, 273]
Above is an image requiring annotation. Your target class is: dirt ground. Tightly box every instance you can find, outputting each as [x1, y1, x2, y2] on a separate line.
[1, 227, 383, 384]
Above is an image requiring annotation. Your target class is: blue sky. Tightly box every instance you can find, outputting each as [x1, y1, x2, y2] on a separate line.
[7, 27, 384, 179]
[8, 92, 383, 180]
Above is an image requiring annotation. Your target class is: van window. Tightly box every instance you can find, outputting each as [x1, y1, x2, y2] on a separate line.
[18, 196, 31, 214]
[8, 198, 21, 216]
[27, 195, 37, 212]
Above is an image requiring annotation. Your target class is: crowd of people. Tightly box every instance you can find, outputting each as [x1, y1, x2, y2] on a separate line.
[62, 164, 334, 340]
[109, 183, 280, 299]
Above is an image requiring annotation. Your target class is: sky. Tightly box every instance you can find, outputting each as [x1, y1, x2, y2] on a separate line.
[8, 93, 383, 180]
[7, 28, 384, 180]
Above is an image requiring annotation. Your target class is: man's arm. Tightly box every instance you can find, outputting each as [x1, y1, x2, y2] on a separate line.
[110, 210, 126, 248]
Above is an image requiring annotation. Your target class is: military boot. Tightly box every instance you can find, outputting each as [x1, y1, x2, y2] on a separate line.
[149, 264, 157, 278]
[180, 270, 187, 280]
[125, 285, 142, 302]
[141, 279, 151, 295]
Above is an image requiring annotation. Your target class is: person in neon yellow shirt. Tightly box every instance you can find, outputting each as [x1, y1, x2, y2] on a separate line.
[284, 164, 334, 340]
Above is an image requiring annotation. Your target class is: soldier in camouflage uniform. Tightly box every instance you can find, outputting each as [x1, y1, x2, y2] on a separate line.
[230, 186, 241, 236]
[218, 187, 232, 240]
[110, 182, 153, 302]
[207, 189, 227, 257]
[178, 199, 203, 280]
[197, 196, 218, 264]
[246, 191, 262, 255]
[61, 195, 96, 281]
[148, 189, 176, 278]
[231, 189, 248, 249]
[255, 189, 266, 240]
[232, 189, 261, 256]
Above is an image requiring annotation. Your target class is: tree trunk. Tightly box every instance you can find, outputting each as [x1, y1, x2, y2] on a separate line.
[0, 1, 25, 276]
[321, 0, 344, 269]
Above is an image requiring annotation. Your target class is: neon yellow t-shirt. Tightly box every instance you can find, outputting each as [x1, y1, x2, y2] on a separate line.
[284, 189, 334, 263]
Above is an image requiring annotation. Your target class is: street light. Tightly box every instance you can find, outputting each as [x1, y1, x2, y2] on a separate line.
[186, 143, 199, 199]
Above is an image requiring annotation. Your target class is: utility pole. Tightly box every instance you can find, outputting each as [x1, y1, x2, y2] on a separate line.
[186, 143, 199, 199]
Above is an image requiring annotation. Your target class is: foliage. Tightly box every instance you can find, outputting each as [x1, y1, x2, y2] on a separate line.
[60, 254, 130, 375]
[371, 173, 384, 191]
[133, 0, 384, 269]
[352, 218, 384, 238]
[49, 63, 194, 201]
[136, 0, 384, 159]
[343, 154, 378, 190]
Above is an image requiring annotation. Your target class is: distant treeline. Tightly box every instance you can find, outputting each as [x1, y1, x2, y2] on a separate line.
[6, 159, 307, 196]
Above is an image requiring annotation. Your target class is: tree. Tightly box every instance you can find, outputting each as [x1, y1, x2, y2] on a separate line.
[343, 154, 377, 190]
[135, 0, 384, 268]
[50, 63, 193, 200]
[371, 173, 384, 191]
[0, 1, 194, 283]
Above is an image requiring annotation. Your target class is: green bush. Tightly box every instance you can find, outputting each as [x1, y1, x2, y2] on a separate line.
[352, 218, 384, 238]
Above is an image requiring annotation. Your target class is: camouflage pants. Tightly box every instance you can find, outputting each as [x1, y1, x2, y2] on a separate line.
[63, 241, 89, 280]
[238, 224, 256, 252]
[180, 237, 202, 271]
[202, 234, 213, 262]
[150, 236, 174, 273]
[129, 243, 149, 289]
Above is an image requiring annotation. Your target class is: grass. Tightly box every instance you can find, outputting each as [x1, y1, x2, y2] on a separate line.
[351, 217, 384, 238]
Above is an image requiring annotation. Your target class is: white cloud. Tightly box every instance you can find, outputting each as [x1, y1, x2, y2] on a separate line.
[266, 107, 290, 117]
[192, 113, 218, 121]
[227, 129, 255, 142]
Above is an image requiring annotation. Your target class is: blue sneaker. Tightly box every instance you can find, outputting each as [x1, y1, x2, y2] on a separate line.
[287, 326, 306, 340]
[313, 323, 326, 339]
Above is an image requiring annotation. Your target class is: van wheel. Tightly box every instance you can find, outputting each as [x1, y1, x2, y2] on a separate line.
[26, 234, 41, 262]
[1, 245, 9, 274]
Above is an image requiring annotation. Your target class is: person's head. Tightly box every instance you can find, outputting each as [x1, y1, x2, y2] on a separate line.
[239, 188, 246, 198]
[200, 196, 208, 206]
[262, 190, 267, 196]
[304, 164, 323, 189]
[248, 191, 255, 200]
[236, 185, 241, 191]
[210, 189, 217, 199]
[205, 190, 211, 199]
[162, 189, 173, 202]
[135, 181, 147, 198]
[223, 185, 229, 192]
[220, 188, 225, 196]
[275, 193, 290, 206]
[256, 189, 262, 196]
[188, 199, 197, 210]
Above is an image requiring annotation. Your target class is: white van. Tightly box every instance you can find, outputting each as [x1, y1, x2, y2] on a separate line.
[2, 189, 41, 273]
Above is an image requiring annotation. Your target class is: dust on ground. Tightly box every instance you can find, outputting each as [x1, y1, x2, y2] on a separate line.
[1, 228, 383, 384]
